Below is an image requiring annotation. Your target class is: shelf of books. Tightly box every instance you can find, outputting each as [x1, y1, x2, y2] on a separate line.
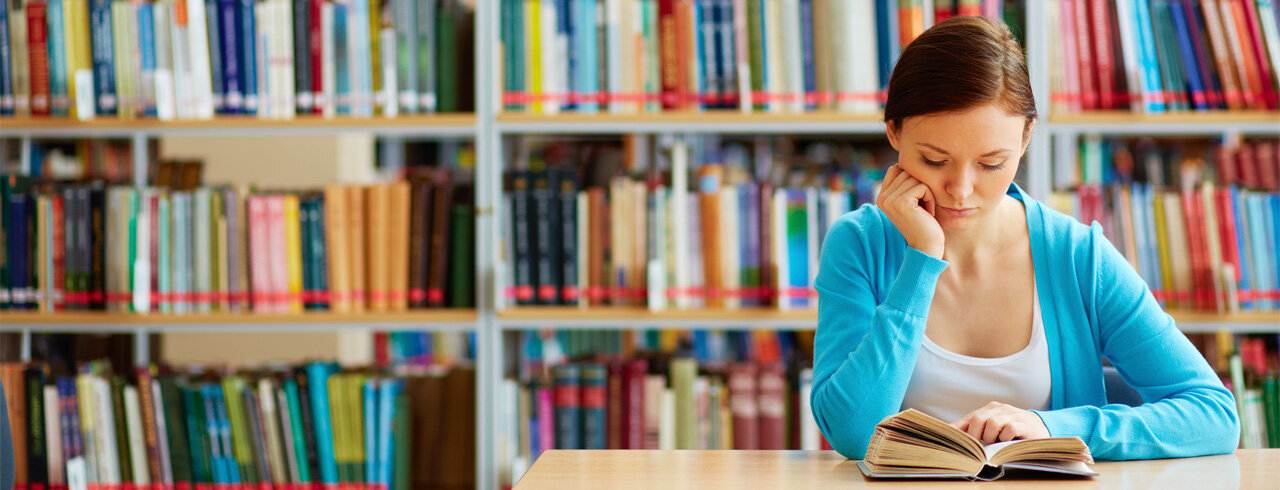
[0, 114, 480, 137]
[496, 307, 818, 329]
[1048, 111, 1280, 134]
[0, 334, 479, 490]
[0, 310, 480, 332]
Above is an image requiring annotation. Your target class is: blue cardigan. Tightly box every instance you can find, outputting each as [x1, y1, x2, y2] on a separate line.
[811, 183, 1239, 461]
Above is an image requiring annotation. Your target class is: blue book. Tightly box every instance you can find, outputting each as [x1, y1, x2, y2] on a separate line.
[305, 362, 340, 487]
[218, 0, 242, 113]
[717, 0, 737, 107]
[799, 0, 816, 110]
[138, 2, 158, 115]
[699, 0, 719, 108]
[375, 380, 400, 490]
[1247, 195, 1273, 311]
[313, 198, 329, 308]
[785, 189, 810, 309]
[693, 330, 709, 362]
[559, 0, 576, 111]
[182, 386, 213, 485]
[577, 0, 598, 113]
[0, 3, 11, 115]
[1229, 187, 1253, 310]
[47, 0, 69, 115]
[1271, 194, 1280, 310]
[89, 0, 117, 115]
[204, 0, 225, 113]
[363, 379, 377, 490]
[1168, 0, 1208, 110]
[874, 0, 900, 92]
[552, 364, 581, 449]
[1181, 0, 1224, 109]
[239, 0, 258, 114]
[754, 0, 769, 110]
[199, 385, 230, 487]
[580, 364, 607, 450]
[6, 190, 29, 309]
[692, 0, 705, 110]
[1133, 0, 1166, 113]
[283, 379, 313, 485]
[334, 1, 349, 114]
[293, 0, 311, 113]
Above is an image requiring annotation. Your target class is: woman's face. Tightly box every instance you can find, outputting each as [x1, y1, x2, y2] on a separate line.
[886, 104, 1033, 231]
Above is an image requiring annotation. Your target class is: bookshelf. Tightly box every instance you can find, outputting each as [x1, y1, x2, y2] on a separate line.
[2, 1, 1279, 490]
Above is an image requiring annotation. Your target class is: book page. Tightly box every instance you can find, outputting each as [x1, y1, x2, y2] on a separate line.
[986, 437, 1094, 467]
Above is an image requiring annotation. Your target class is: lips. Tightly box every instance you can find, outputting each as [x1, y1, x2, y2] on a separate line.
[939, 206, 977, 218]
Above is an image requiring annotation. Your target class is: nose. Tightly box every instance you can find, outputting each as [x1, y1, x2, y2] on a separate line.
[945, 165, 975, 203]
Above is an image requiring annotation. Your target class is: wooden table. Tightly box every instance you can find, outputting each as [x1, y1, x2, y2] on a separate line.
[513, 449, 1280, 489]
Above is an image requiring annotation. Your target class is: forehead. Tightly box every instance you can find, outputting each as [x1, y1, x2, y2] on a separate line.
[899, 105, 1026, 150]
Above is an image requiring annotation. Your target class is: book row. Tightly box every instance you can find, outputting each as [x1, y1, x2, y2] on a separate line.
[0, 361, 477, 490]
[499, 0, 1019, 114]
[502, 166, 875, 310]
[0, 173, 477, 312]
[0, 0, 476, 119]
[1048, 0, 1280, 113]
[1203, 333, 1280, 449]
[1048, 137, 1280, 312]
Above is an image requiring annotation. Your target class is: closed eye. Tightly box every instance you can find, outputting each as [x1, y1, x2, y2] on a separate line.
[923, 158, 946, 167]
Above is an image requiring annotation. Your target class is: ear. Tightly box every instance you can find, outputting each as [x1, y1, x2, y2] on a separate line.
[886, 120, 901, 152]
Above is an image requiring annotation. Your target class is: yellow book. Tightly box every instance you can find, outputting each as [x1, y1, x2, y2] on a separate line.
[527, 0, 542, 113]
[284, 194, 305, 313]
[370, 0, 381, 111]
[387, 181, 410, 311]
[328, 374, 350, 485]
[365, 184, 390, 312]
[1152, 192, 1175, 307]
[347, 186, 368, 312]
[346, 375, 366, 482]
[64, 0, 82, 118]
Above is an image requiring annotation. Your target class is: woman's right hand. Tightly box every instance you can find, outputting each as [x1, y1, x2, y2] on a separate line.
[877, 164, 945, 259]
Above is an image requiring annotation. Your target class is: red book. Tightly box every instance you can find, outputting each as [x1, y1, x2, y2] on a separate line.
[1239, 0, 1278, 109]
[373, 332, 389, 367]
[728, 363, 759, 450]
[52, 195, 65, 311]
[248, 196, 272, 312]
[1214, 188, 1242, 305]
[27, 1, 51, 116]
[623, 360, 647, 449]
[658, 0, 688, 109]
[1180, 190, 1208, 310]
[1072, 0, 1099, 110]
[1258, 142, 1279, 192]
[756, 364, 786, 450]
[606, 361, 624, 449]
[310, 0, 325, 114]
[1089, 0, 1116, 109]
[1226, 0, 1267, 110]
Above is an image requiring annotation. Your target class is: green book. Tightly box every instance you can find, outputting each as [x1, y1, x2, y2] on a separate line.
[284, 379, 313, 484]
[436, 0, 456, 112]
[111, 376, 135, 484]
[1230, 354, 1249, 448]
[671, 357, 697, 450]
[329, 374, 350, 487]
[448, 195, 474, 308]
[181, 385, 213, 485]
[223, 376, 259, 485]
[1264, 376, 1279, 449]
[392, 392, 411, 490]
[159, 376, 194, 486]
[348, 375, 366, 488]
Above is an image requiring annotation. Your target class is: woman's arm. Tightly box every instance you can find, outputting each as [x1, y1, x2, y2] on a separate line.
[1032, 224, 1239, 460]
[810, 214, 949, 459]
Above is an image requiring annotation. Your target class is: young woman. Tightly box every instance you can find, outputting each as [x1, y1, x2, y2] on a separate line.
[810, 16, 1238, 461]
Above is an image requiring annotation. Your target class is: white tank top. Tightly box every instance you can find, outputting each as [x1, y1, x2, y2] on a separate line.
[899, 284, 1051, 423]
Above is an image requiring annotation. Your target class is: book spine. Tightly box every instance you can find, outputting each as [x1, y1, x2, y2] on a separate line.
[579, 364, 607, 450]
[552, 364, 581, 449]
[27, 0, 50, 116]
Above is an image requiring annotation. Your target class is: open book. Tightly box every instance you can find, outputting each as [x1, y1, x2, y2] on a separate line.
[859, 409, 1097, 480]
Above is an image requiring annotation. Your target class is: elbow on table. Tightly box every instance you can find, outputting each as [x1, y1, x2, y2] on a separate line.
[810, 390, 870, 460]
[1207, 393, 1241, 456]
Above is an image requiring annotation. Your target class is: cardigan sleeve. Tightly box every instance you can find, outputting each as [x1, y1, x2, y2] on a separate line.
[809, 213, 949, 459]
[1032, 224, 1239, 460]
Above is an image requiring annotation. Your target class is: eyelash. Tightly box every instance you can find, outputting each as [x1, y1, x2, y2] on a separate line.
[922, 158, 1006, 171]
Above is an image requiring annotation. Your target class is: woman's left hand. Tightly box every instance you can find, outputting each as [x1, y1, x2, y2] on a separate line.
[951, 401, 1051, 444]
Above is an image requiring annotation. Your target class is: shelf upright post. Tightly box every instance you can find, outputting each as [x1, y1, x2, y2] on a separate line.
[476, 0, 500, 489]
[1025, 0, 1051, 200]
[20, 328, 32, 362]
[132, 131, 149, 187]
[20, 135, 34, 176]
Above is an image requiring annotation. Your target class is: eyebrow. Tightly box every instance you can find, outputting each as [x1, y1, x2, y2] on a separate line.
[916, 143, 1011, 158]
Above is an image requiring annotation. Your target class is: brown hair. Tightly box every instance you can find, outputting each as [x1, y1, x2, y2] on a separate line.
[883, 16, 1036, 135]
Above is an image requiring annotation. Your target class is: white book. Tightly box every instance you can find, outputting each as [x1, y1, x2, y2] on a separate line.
[1109, 0, 1137, 112]
[153, 1, 176, 120]
[765, 0, 783, 113]
[659, 388, 676, 450]
[576, 192, 589, 309]
[350, 0, 374, 116]
[186, 0, 216, 118]
[772, 189, 789, 310]
[257, 1, 273, 119]
[851, 0, 878, 114]
[648, 187, 669, 311]
[194, 189, 213, 313]
[322, 2, 338, 117]
[258, 379, 288, 484]
[799, 369, 819, 450]
[75, 376, 101, 486]
[169, 1, 192, 119]
[1258, 0, 1280, 94]
[158, 194, 171, 314]
[280, 0, 298, 118]
[541, 0, 561, 114]
[44, 386, 65, 487]
[671, 139, 691, 308]
[607, 0, 624, 112]
[133, 189, 152, 314]
[780, 0, 803, 112]
[380, 28, 399, 118]
[721, 186, 741, 310]
[123, 386, 151, 486]
[93, 378, 122, 487]
[150, 380, 175, 487]
[395, 0, 418, 113]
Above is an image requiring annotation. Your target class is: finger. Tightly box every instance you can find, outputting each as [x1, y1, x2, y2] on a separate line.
[983, 416, 1009, 444]
[919, 185, 937, 216]
[998, 424, 1019, 442]
[878, 166, 904, 204]
[966, 415, 988, 442]
[885, 173, 922, 206]
[951, 414, 973, 431]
